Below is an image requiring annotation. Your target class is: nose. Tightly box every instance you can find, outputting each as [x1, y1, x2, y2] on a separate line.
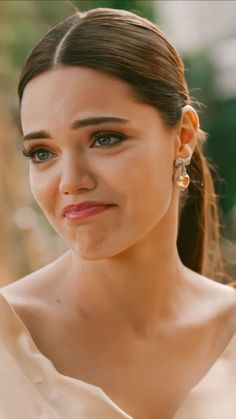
[59, 155, 97, 195]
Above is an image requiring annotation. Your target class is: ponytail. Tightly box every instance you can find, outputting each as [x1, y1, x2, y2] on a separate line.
[177, 129, 227, 282]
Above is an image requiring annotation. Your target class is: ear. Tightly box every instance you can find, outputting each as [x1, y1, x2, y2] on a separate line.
[175, 105, 199, 159]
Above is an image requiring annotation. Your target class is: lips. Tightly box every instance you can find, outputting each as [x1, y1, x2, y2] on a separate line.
[62, 201, 114, 217]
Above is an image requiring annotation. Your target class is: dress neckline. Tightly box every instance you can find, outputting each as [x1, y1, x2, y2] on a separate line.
[0, 288, 235, 418]
[0, 289, 133, 417]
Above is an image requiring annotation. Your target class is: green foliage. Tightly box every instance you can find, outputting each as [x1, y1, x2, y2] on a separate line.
[73, 0, 154, 19]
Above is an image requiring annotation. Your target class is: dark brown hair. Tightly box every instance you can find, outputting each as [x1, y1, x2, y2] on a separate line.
[18, 8, 226, 281]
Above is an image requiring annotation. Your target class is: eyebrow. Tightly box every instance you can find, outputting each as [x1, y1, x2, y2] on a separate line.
[23, 116, 129, 141]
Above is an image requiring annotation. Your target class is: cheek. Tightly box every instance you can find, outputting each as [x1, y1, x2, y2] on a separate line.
[108, 146, 174, 222]
[132, 165, 172, 229]
[29, 169, 56, 214]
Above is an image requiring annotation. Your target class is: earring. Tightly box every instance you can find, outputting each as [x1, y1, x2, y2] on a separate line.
[174, 157, 191, 191]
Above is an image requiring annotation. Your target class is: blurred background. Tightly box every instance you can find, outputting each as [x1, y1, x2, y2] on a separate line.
[0, 0, 236, 285]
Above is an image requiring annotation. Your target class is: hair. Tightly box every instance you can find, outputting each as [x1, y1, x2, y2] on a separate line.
[18, 8, 228, 282]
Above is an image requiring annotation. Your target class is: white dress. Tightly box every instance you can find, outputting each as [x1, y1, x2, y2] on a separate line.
[0, 290, 235, 419]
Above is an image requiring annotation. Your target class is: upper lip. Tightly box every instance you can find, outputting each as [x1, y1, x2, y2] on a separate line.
[62, 201, 114, 216]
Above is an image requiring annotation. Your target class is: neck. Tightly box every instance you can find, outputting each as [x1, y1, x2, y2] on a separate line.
[65, 212, 187, 338]
[61, 195, 190, 336]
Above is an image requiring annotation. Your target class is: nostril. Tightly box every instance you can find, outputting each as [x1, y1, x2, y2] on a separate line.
[59, 169, 97, 195]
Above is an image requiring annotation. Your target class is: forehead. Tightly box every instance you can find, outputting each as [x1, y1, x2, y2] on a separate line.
[21, 66, 142, 130]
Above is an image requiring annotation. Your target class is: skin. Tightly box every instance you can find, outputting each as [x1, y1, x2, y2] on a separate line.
[2, 66, 236, 418]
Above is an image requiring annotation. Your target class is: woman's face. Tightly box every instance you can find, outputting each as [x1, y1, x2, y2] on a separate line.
[21, 66, 178, 260]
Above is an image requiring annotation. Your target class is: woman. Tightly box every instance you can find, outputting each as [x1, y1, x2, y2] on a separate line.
[0, 7, 235, 419]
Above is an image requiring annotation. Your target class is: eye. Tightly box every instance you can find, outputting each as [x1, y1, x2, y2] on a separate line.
[92, 132, 126, 147]
[34, 149, 52, 161]
[22, 147, 54, 164]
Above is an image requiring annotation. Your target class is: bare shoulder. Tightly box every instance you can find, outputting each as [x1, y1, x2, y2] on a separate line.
[0, 251, 73, 354]
[184, 267, 236, 334]
[0, 250, 71, 313]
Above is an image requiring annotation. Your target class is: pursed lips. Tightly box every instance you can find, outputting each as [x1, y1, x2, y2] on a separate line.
[62, 201, 116, 220]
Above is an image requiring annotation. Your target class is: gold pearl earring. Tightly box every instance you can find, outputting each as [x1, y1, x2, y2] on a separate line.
[174, 157, 191, 191]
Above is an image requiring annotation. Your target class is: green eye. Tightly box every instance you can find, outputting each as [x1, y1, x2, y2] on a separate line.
[93, 132, 126, 147]
[34, 149, 51, 161]
[22, 147, 54, 164]
[97, 136, 112, 145]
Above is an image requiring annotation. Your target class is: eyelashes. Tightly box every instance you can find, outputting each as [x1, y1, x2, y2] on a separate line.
[22, 131, 128, 165]
[22, 148, 54, 164]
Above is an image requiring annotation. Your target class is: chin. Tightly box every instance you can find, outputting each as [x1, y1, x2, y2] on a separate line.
[71, 241, 123, 261]
[71, 249, 113, 261]
[68, 230, 137, 261]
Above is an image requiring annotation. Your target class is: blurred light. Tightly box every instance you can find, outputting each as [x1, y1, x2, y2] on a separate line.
[13, 206, 37, 230]
[210, 38, 236, 100]
[157, 1, 236, 53]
